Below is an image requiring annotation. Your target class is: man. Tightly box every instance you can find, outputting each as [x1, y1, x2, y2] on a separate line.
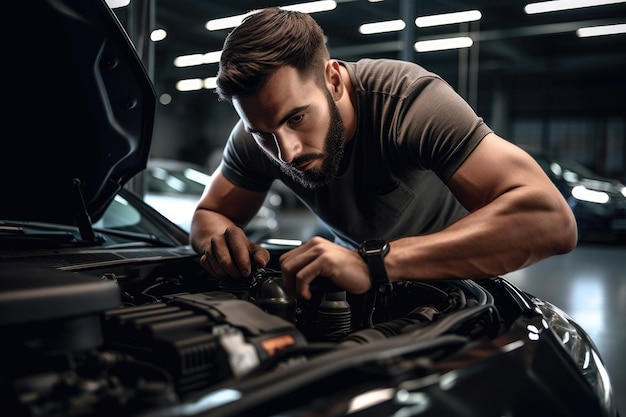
[190, 7, 577, 300]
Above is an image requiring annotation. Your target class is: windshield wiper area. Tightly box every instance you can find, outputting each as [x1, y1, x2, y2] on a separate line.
[92, 227, 169, 247]
[0, 223, 87, 249]
[0, 222, 170, 249]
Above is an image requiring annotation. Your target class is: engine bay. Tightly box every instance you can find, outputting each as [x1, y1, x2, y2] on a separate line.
[1, 247, 514, 417]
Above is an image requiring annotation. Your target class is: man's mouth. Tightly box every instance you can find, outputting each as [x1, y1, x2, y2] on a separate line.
[297, 160, 316, 171]
[293, 154, 323, 171]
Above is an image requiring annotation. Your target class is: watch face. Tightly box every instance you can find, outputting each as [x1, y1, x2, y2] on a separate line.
[360, 239, 389, 256]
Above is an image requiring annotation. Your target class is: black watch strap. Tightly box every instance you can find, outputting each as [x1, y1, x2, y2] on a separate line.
[357, 239, 390, 287]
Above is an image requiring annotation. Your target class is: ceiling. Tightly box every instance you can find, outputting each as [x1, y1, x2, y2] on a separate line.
[118, 0, 626, 118]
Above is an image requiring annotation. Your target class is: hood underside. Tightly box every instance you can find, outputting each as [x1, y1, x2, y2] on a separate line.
[1, 0, 156, 226]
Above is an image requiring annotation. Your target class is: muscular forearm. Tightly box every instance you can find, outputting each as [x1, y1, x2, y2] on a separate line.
[189, 208, 239, 254]
[385, 187, 577, 282]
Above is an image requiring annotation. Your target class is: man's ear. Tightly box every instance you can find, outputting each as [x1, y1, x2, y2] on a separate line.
[325, 60, 344, 100]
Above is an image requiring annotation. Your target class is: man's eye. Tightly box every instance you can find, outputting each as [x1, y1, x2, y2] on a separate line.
[289, 114, 304, 125]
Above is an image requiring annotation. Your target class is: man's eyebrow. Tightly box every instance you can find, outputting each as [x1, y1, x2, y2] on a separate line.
[246, 105, 310, 134]
[278, 105, 309, 126]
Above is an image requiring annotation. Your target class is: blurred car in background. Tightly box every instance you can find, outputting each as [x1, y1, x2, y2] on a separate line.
[525, 148, 626, 243]
[144, 158, 281, 241]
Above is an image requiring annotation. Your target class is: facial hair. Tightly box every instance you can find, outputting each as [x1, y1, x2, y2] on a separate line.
[278, 92, 346, 189]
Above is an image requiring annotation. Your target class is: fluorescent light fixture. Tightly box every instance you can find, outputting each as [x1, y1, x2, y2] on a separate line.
[577, 23, 626, 37]
[281, 0, 337, 13]
[105, 0, 130, 8]
[359, 19, 406, 34]
[206, 1, 337, 31]
[206, 12, 256, 31]
[174, 77, 218, 91]
[414, 36, 473, 52]
[150, 29, 167, 42]
[204, 77, 218, 90]
[176, 78, 204, 92]
[174, 51, 222, 68]
[415, 10, 481, 28]
[524, 0, 626, 14]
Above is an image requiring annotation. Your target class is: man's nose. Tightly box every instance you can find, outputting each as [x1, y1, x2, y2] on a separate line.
[274, 131, 302, 163]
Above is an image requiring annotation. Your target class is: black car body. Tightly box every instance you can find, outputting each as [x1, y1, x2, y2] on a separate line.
[525, 149, 626, 243]
[0, 1, 620, 417]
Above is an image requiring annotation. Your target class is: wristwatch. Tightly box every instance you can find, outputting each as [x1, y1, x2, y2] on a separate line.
[357, 239, 390, 288]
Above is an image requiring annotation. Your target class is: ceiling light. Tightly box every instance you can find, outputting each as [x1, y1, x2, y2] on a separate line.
[174, 51, 222, 68]
[576, 23, 626, 37]
[204, 77, 218, 90]
[176, 79, 204, 92]
[150, 29, 167, 42]
[174, 54, 204, 68]
[359, 20, 406, 35]
[206, 1, 337, 31]
[206, 12, 256, 31]
[281, 1, 337, 14]
[415, 10, 482, 28]
[414, 36, 473, 52]
[524, 0, 626, 14]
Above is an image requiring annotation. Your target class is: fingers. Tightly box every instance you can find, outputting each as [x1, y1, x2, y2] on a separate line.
[251, 246, 271, 270]
[200, 226, 270, 278]
[283, 256, 319, 300]
[224, 227, 255, 276]
[279, 237, 374, 300]
[279, 239, 314, 298]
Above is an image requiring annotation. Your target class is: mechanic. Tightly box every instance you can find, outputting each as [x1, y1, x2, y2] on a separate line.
[190, 7, 577, 300]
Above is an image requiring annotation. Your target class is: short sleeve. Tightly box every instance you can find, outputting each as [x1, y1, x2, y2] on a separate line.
[396, 76, 492, 181]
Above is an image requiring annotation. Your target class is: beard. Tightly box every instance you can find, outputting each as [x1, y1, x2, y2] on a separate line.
[278, 91, 346, 189]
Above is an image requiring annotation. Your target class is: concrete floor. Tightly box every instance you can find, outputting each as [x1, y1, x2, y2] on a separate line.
[275, 208, 625, 415]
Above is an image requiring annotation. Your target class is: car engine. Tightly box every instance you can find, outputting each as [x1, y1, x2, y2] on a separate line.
[1, 248, 504, 417]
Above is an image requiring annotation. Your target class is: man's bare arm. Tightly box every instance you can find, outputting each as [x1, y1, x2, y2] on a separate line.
[190, 171, 270, 277]
[384, 133, 578, 282]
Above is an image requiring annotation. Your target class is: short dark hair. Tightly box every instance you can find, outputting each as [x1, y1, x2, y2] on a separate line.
[216, 7, 329, 102]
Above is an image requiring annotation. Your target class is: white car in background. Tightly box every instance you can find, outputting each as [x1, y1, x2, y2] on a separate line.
[144, 158, 281, 241]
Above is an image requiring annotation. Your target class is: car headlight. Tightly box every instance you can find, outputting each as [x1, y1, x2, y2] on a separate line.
[571, 185, 610, 204]
[535, 300, 618, 416]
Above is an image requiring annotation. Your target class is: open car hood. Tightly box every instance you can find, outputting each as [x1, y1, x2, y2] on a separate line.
[1, 0, 156, 226]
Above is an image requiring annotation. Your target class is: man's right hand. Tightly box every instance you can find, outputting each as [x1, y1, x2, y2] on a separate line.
[198, 226, 270, 278]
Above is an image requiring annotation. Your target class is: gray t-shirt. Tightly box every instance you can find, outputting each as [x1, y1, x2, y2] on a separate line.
[221, 58, 492, 247]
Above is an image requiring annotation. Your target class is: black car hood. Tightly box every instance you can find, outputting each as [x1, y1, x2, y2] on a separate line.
[1, 0, 156, 226]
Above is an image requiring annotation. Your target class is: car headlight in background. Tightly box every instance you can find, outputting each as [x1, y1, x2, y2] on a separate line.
[535, 300, 618, 416]
[571, 185, 610, 204]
